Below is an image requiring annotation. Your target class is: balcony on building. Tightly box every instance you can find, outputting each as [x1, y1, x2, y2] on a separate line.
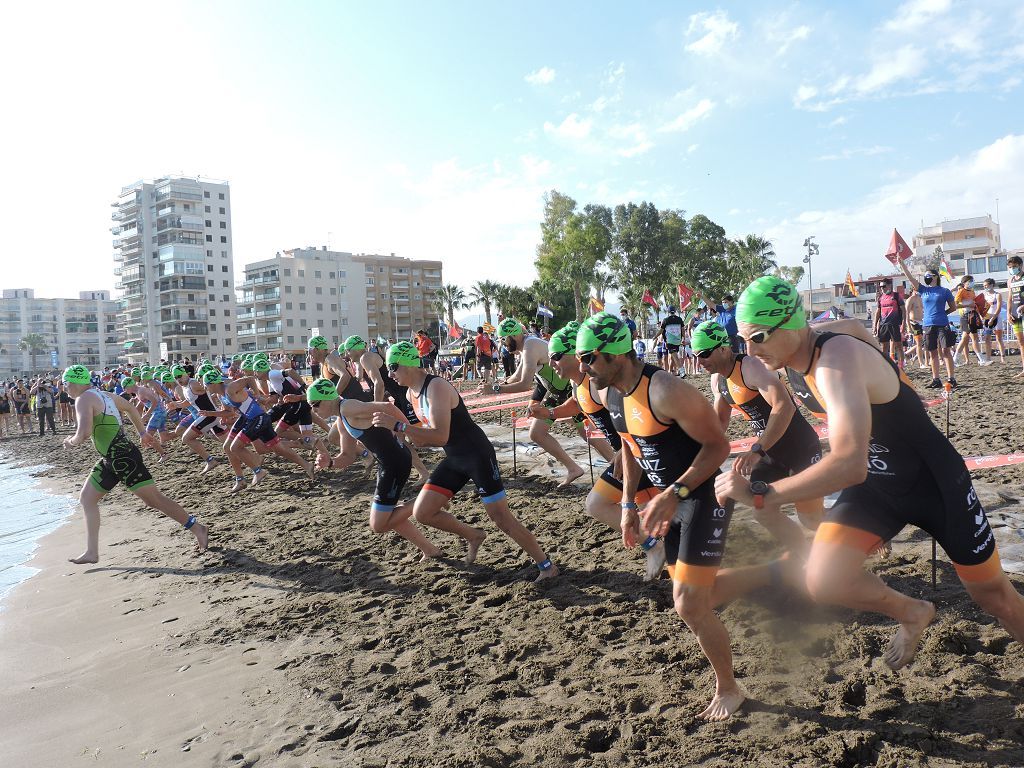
[237, 327, 256, 337]
[162, 321, 209, 337]
[237, 274, 280, 289]
[252, 289, 281, 303]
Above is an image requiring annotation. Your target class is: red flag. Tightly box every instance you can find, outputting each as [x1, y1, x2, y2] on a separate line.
[677, 283, 694, 311]
[885, 229, 913, 265]
[449, 320, 463, 339]
[642, 290, 659, 309]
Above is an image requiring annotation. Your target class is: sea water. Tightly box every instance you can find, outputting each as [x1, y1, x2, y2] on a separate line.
[0, 461, 77, 607]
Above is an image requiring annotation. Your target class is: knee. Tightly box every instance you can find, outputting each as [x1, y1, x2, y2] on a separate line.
[969, 580, 1020, 619]
[369, 516, 391, 535]
[804, 562, 847, 604]
[673, 591, 711, 628]
[413, 504, 436, 524]
[486, 507, 514, 533]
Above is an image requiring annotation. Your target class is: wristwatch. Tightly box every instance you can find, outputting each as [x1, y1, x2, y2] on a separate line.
[492, 384, 501, 393]
[750, 480, 770, 509]
[750, 442, 768, 459]
[671, 481, 691, 500]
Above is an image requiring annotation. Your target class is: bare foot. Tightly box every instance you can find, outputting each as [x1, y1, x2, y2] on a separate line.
[200, 459, 219, 475]
[305, 462, 316, 481]
[697, 683, 747, 721]
[534, 561, 560, 583]
[874, 540, 893, 559]
[69, 551, 99, 564]
[644, 540, 666, 582]
[464, 529, 487, 565]
[419, 548, 443, 562]
[192, 522, 209, 553]
[249, 468, 270, 488]
[557, 466, 585, 488]
[229, 478, 246, 494]
[883, 600, 936, 671]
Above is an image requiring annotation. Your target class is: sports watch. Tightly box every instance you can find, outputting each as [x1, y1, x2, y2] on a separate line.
[750, 442, 768, 459]
[671, 481, 691, 500]
[750, 480, 770, 509]
[492, 384, 502, 393]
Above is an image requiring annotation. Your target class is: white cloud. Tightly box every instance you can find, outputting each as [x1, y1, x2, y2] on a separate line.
[828, 115, 848, 128]
[525, 66, 556, 85]
[815, 145, 892, 161]
[882, 0, 952, 32]
[776, 24, 811, 56]
[543, 113, 592, 140]
[659, 99, 715, 132]
[761, 134, 1024, 287]
[609, 123, 654, 158]
[854, 45, 927, 95]
[793, 84, 819, 108]
[687, 143, 700, 154]
[604, 62, 626, 86]
[684, 11, 739, 55]
[794, 46, 927, 110]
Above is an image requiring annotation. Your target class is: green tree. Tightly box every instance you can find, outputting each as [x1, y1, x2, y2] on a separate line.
[493, 283, 535, 324]
[610, 201, 670, 308]
[672, 214, 731, 303]
[431, 284, 468, 331]
[18, 333, 48, 373]
[467, 280, 501, 326]
[536, 191, 613, 321]
[590, 267, 617, 305]
[775, 265, 805, 286]
[729, 234, 777, 288]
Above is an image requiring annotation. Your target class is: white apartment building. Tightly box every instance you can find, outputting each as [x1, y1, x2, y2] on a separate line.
[237, 247, 370, 355]
[112, 176, 236, 364]
[0, 289, 120, 377]
[913, 215, 1008, 288]
[236, 247, 444, 355]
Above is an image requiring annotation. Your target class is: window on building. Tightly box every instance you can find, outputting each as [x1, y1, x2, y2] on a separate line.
[209, 294, 215, 301]
[283, 268, 291, 276]
[210, 323, 217, 331]
[366, 277, 374, 286]
[205, 205, 211, 213]
[218, 193, 224, 200]
[286, 301, 292, 309]
[205, 220, 211, 227]
[332, 319, 338, 327]
[222, 280, 228, 287]
[219, 207, 225, 214]
[219, 222, 226, 229]
[209, 309, 216, 316]
[287, 335, 294, 344]
[204, 191, 210, 198]
[223, 295, 230, 302]
[342, 317, 348, 326]
[989, 254, 1007, 272]
[221, 250, 227, 258]
[315, 287, 322, 295]
[340, 270, 346, 277]
[298, 286, 305, 294]
[949, 252, 964, 261]
[379, 267, 385, 273]
[225, 339, 232, 347]
[315, 270, 322, 278]
[300, 302, 306, 311]
[220, 236, 227, 243]
[190, 339, 197, 346]
[222, 265, 228, 272]
[206, 249, 213, 257]
[206, 235, 212, 242]
[208, 279, 214, 286]
[224, 323, 230, 330]
[968, 257, 987, 274]
[329, 287, 336, 295]
[329, 272, 335, 279]
[285, 285, 292, 293]
[298, 269, 305, 277]
[209, 338, 218, 345]
[287, 319, 294, 327]
[206, 264, 213, 272]
[316, 302, 323, 310]
[331, 304, 337, 311]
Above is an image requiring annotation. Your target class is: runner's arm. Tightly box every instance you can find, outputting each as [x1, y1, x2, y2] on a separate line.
[363, 354, 387, 402]
[759, 341, 871, 505]
[398, 379, 453, 446]
[496, 344, 542, 393]
[652, 374, 730, 489]
[112, 392, 147, 435]
[530, 397, 582, 421]
[895, 255, 920, 290]
[65, 395, 96, 447]
[619, 446, 642, 548]
[711, 377, 732, 431]
[743, 355, 796, 452]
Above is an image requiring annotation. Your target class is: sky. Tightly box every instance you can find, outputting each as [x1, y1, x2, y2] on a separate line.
[2, 0, 1023, 304]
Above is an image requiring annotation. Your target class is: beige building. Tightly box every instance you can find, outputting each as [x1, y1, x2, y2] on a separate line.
[112, 176, 236, 364]
[236, 247, 442, 355]
[353, 253, 443, 343]
[0, 289, 120, 377]
[913, 215, 1008, 287]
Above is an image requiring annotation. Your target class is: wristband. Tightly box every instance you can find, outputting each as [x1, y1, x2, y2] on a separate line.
[620, 502, 638, 510]
[395, 421, 407, 433]
[549, 407, 556, 420]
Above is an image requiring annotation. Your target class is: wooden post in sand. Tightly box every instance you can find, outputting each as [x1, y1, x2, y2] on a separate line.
[510, 408, 517, 478]
[935, 381, 953, 588]
[586, 426, 594, 484]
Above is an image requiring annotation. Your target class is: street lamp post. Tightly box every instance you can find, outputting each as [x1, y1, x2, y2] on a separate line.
[802, 236, 819, 315]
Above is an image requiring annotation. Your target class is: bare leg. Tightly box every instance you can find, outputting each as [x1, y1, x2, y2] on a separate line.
[134, 484, 208, 552]
[806, 539, 935, 670]
[69, 481, 104, 564]
[752, 502, 811, 555]
[674, 581, 746, 720]
[961, 572, 1024, 643]
[482, 498, 557, 581]
[577, 424, 614, 462]
[370, 503, 441, 558]
[529, 419, 583, 486]
[182, 431, 210, 461]
[414, 488, 486, 563]
[270, 442, 314, 479]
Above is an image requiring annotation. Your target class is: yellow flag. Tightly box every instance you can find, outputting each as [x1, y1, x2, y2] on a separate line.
[588, 296, 605, 314]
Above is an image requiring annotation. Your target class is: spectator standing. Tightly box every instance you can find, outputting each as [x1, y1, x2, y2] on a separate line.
[873, 278, 905, 369]
[31, 377, 57, 436]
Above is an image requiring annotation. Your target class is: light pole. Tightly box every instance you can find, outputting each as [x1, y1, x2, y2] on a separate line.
[802, 236, 819, 316]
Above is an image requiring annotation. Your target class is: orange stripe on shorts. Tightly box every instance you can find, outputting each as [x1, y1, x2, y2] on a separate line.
[954, 550, 1003, 583]
[423, 483, 454, 499]
[814, 522, 885, 554]
[672, 563, 718, 587]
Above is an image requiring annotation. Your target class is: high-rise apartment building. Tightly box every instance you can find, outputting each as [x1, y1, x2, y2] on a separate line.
[913, 215, 1008, 287]
[353, 253, 443, 342]
[235, 247, 442, 355]
[112, 176, 236, 364]
[0, 289, 120, 377]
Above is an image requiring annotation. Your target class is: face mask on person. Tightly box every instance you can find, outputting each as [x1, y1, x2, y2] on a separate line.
[1012, 266, 1022, 276]
[923, 274, 935, 285]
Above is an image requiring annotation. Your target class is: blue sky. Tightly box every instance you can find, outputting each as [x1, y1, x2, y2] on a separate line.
[3, 0, 1023, 302]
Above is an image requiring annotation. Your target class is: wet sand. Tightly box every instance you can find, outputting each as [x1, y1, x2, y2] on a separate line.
[1, 360, 1023, 767]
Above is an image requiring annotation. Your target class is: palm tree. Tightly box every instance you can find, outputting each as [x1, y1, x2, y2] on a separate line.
[590, 268, 618, 306]
[431, 284, 469, 331]
[467, 280, 501, 326]
[18, 333, 48, 373]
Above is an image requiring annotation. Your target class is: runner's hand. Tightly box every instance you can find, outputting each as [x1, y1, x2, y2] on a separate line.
[640, 489, 678, 539]
[611, 451, 623, 481]
[370, 403, 407, 429]
[715, 469, 754, 506]
[63, 436, 76, 449]
[527, 403, 548, 419]
[731, 450, 759, 477]
[621, 506, 640, 548]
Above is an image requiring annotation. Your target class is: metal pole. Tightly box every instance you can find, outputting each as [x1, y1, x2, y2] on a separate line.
[511, 408, 517, 478]
[934, 381, 953, 588]
[586, 429, 594, 485]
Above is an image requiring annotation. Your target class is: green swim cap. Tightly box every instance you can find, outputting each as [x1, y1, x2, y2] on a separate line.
[306, 378, 339, 402]
[131, 367, 142, 379]
[159, 372, 176, 384]
[254, 351, 269, 361]
[202, 370, 223, 386]
[252, 359, 271, 373]
[737, 276, 806, 330]
[386, 341, 421, 368]
[307, 335, 330, 350]
[171, 365, 187, 379]
[548, 324, 577, 356]
[691, 321, 730, 353]
[231, 354, 243, 362]
[342, 335, 366, 353]
[141, 371, 154, 381]
[576, 312, 633, 356]
[497, 318, 524, 338]
[120, 377, 136, 388]
[62, 365, 91, 385]
[241, 358, 255, 372]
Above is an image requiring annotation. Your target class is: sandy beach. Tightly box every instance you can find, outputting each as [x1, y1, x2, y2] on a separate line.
[2, 363, 1024, 767]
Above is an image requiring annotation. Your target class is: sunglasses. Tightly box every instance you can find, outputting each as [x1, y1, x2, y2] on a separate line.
[549, 352, 566, 362]
[741, 306, 798, 345]
[695, 346, 720, 359]
[577, 317, 626, 367]
[387, 363, 400, 373]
